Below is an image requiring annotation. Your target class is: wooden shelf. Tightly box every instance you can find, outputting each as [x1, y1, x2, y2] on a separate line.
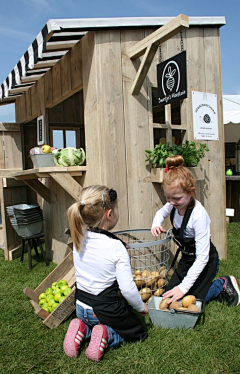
[13, 166, 87, 180]
[1, 166, 87, 203]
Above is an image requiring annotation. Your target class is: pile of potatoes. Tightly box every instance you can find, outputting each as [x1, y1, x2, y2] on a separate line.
[133, 266, 168, 302]
[159, 295, 200, 312]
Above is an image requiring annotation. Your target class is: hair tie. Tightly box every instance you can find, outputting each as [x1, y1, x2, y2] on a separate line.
[165, 166, 169, 173]
[109, 189, 117, 202]
[80, 201, 85, 206]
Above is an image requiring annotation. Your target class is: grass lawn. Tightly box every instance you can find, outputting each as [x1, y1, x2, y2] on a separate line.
[0, 223, 239, 374]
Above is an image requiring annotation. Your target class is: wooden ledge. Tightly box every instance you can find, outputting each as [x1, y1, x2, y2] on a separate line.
[13, 166, 87, 180]
[9, 166, 87, 203]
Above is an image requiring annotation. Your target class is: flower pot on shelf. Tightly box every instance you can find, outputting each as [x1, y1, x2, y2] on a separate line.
[150, 167, 205, 184]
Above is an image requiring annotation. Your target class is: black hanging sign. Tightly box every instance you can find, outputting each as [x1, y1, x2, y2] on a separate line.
[157, 50, 187, 107]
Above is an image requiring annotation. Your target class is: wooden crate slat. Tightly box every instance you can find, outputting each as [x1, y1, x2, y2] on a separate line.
[43, 288, 75, 329]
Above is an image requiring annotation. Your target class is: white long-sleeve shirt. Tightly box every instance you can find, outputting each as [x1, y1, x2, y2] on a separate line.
[73, 230, 145, 312]
[151, 200, 211, 294]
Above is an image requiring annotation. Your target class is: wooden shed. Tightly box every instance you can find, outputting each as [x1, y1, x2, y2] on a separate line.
[0, 15, 227, 264]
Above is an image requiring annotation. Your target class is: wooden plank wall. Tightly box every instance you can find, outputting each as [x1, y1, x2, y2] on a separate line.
[82, 30, 129, 230]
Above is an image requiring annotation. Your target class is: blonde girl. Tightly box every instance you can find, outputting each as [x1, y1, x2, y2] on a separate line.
[151, 155, 240, 306]
[63, 185, 148, 362]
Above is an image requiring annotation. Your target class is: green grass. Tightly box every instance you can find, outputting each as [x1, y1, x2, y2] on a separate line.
[0, 223, 239, 374]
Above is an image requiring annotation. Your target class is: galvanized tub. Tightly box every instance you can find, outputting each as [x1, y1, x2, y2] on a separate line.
[148, 296, 205, 329]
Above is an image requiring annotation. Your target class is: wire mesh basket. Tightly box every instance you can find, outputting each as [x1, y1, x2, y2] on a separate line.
[114, 229, 172, 302]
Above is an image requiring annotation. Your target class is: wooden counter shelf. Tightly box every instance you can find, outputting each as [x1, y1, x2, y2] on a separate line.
[11, 166, 87, 203]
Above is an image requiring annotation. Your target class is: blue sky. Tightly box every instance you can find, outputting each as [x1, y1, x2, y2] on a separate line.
[0, 0, 239, 121]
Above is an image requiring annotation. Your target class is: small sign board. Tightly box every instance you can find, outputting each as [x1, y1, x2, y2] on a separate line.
[37, 115, 45, 145]
[157, 51, 187, 107]
[192, 91, 219, 141]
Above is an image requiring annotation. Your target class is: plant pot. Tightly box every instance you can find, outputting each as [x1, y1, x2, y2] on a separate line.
[150, 167, 205, 184]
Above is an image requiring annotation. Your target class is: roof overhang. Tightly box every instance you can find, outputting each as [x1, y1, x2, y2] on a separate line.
[0, 16, 226, 105]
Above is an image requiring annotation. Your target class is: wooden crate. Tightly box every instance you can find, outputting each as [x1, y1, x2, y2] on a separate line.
[23, 250, 76, 329]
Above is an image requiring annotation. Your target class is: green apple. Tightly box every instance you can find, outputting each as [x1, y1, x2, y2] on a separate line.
[58, 296, 65, 303]
[58, 279, 68, 286]
[39, 292, 46, 300]
[51, 302, 58, 310]
[41, 144, 52, 154]
[46, 294, 54, 302]
[60, 285, 69, 294]
[48, 299, 55, 307]
[39, 299, 47, 306]
[53, 287, 61, 295]
[45, 287, 53, 295]
[42, 303, 50, 311]
[226, 169, 233, 176]
[63, 287, 72, 296]
[51, 281, 59, 289]
[54, 293, 62, 302]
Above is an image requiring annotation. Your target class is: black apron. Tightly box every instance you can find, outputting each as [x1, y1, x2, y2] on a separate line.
[165, 199, 219, 299]
[75, 228, 148, 343]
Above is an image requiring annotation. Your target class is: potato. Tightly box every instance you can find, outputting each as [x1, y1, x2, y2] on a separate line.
[139, 287, 152, 301]
[132, 274, 136, 280]
[159, 269, 167, 279]
[159, 297, 171, 310]
[145, 276, 156, 288]
[159, 266, 166, 273]
[151, 271, 160, 280]
[169, 301, 182, 309]
[187, 304, 199, 312]
[135, 270, 141, 276]
[182, 295, 196, 308]
[157, 278, 166, 288]
[135, 275, 145, 288]
[141, 270, 151, 278]
[154, 288, 164, 297]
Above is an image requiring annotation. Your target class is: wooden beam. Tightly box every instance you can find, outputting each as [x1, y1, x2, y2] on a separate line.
[46, 40, 78, 51]
[129, 14, 189, 95]
[21, 74, 45, 84]
[49, 172, 82, 201]
[131, 43, 158, 95]
[23, 179, 51, 203]
[128, 14, 189, 60]
[0, 123, 20, 131]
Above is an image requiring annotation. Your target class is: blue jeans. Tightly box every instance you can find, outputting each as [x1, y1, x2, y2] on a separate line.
[204, 258, 224, 303]
[76, 304, 124, 348]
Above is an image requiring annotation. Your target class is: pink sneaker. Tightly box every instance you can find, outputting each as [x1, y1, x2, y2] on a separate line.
[85, 324, 109, 362]
[63, 318, 87, 357]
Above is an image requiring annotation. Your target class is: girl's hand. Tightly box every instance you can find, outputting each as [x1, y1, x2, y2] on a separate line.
[140, 303, 149, 315]
[151, 226, 166, 237]
[162, 286, 184, 304]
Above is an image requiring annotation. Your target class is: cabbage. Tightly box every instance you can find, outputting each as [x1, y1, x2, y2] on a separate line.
[53, 147, 86, 167]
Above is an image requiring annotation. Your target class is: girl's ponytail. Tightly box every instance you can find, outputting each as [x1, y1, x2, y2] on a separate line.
[67, 201, 85, 252]
[67, 185, 118, 251]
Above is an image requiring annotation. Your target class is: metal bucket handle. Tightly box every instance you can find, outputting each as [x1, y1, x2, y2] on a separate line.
[169, 299, 206, 315]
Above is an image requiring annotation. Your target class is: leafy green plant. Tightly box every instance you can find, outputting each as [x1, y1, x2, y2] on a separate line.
[145, 141, 209, 168]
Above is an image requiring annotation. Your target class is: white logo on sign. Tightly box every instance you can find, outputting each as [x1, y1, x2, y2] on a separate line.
[162, 61, 180, 95]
